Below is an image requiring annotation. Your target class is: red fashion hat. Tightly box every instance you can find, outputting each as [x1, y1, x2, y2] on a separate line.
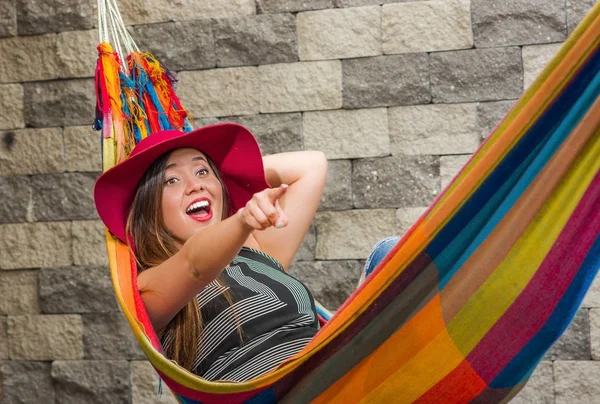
[94, 123, 269, 243]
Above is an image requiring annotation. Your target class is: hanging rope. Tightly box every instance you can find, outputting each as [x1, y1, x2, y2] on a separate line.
[97, 0, 139, 75]
[94, 0, 194, 166]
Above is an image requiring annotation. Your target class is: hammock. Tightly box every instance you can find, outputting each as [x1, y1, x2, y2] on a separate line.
[95, 1, 600, 402]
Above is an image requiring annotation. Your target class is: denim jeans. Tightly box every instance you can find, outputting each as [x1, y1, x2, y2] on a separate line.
[358, 236, 401, 286]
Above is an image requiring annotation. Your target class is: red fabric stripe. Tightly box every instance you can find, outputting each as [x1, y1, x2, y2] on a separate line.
[414, 360, 487, 403]
[143, 92, 161, 133]
[466, 169, 600, 382]
[130, 251, 162, 350]
[95, 46, 110, 116]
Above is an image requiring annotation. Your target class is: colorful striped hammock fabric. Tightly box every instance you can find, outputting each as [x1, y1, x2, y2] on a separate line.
[100, 2, 600, 403]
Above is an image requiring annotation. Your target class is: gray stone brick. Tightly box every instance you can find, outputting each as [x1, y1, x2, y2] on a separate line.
[0, 270, 39, 315]
[430, 48, 524, 103]
[257, 0, 332, 13]
[64, 126, 102, 172]
[0, 316, 7, 359]
[72, 220, 109, 266]
[353, 156, 440, 209]
[0, 128, 65, 175]
[568, 0, 597, 34]
[120, 0, 255, 25]
[213, 113, 303, 155]
[178, 67, 260, 118]
[476, 100, 516, 140]
[523, 43, 563, 90]
[583, 275, 600, 308]
[39, 266, 118, 314]
[0, 0, 16, 37]
[0, 361, 55, 404]
[30, 173, 98, 222]
[336, 0, 427, 6]
[130, 20, 215, 71]
[315, 209, 398, 259]
[382, 0, 473, 54]
[303, 108, 389, 159]
[591, 308, 600, 360]
[52, 360, 129, 404]
[194, 117, 222, 127]
[215, 13, 297, 67]
[8, 314, 83, 360]
[555, 361, 600, 404]
[83, 311, 144, 360]
[0, 84, 24, 130]
[57, 29, 98, 79]
[389, 103, 480, 156]
[0, 176, 30, 224]
[131, 361, 180, 404]
[294, 223, 316, 262]
[440, 155, 472, 189]
[319, 160, 353, 211]
[16, 0, 94, 35]
[23, 79, 96, 128]
[0, 222, 72, 270]
[396, 207, 426, 236]
[288, 260, 362, 310]
[472, 0, 566, 47]
[298, 7, 381, 61]
[0, 34, 58, 83]
[342, 54, 430, 109]
[259, 61, 342, 113]
[544, 309, 591, 360]
[510, 361, 554, 404]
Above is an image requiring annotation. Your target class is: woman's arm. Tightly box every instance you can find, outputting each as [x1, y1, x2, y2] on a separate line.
[138, 186, 288, 330]
[253, 150, 328, 269]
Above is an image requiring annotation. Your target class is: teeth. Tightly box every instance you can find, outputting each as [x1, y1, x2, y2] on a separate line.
[186, 200, 210, 214]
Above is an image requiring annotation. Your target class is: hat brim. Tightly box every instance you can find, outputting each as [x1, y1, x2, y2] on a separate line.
[94, 123, 269, 243]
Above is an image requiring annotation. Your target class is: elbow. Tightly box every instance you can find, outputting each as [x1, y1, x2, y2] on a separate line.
[310, 150, 328, 177]
[318, 151, 328, 181]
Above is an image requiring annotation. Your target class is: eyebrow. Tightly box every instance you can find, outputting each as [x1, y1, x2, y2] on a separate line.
[166, 156, 207, 170]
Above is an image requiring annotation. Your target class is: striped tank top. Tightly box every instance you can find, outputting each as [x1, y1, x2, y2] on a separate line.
[162, 247, 319, 382]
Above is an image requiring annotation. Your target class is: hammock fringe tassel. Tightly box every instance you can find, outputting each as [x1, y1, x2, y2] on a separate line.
[93, 42, 193, 166]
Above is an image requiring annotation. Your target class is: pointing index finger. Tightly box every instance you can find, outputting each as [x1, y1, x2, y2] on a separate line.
[268, 183, 288, 202]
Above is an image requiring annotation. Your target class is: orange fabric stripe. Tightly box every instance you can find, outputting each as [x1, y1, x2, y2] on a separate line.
[108, 233, 136, 314]
[313, 295, 446, 403]
[358, 326, 465, 403]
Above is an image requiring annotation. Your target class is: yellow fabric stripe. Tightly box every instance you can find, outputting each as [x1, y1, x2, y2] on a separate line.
[447, 130, 600, 355]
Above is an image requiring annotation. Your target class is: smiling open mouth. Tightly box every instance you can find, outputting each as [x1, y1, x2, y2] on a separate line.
[186, 199, 213, 222]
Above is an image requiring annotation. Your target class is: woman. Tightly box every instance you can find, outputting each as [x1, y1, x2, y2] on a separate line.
[95, 123, 328, 382]
[94, 123, 396, 382]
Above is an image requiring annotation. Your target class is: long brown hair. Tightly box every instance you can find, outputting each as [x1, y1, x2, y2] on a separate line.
[125, 149, 238, 372]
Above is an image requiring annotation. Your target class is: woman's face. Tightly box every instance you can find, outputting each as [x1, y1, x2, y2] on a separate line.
[161, 148, 224, 244]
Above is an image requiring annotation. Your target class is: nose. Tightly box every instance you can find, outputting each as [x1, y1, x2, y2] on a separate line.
[185, 177, 204, 195]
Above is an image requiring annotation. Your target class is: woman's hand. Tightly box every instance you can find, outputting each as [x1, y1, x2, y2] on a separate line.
[237, 185, 290, 231]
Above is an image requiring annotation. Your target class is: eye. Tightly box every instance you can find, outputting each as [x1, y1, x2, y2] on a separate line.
[195, 168, 209, 177]
[164, 177, 179, 186]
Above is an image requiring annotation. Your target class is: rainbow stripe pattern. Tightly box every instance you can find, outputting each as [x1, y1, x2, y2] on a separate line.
[100, 3, 600, 403]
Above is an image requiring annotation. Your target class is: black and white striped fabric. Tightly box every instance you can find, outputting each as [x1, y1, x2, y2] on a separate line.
[162, 247, 319, 382]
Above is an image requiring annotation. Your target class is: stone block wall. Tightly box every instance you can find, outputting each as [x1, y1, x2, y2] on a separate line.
[0, 0, 598, 402]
